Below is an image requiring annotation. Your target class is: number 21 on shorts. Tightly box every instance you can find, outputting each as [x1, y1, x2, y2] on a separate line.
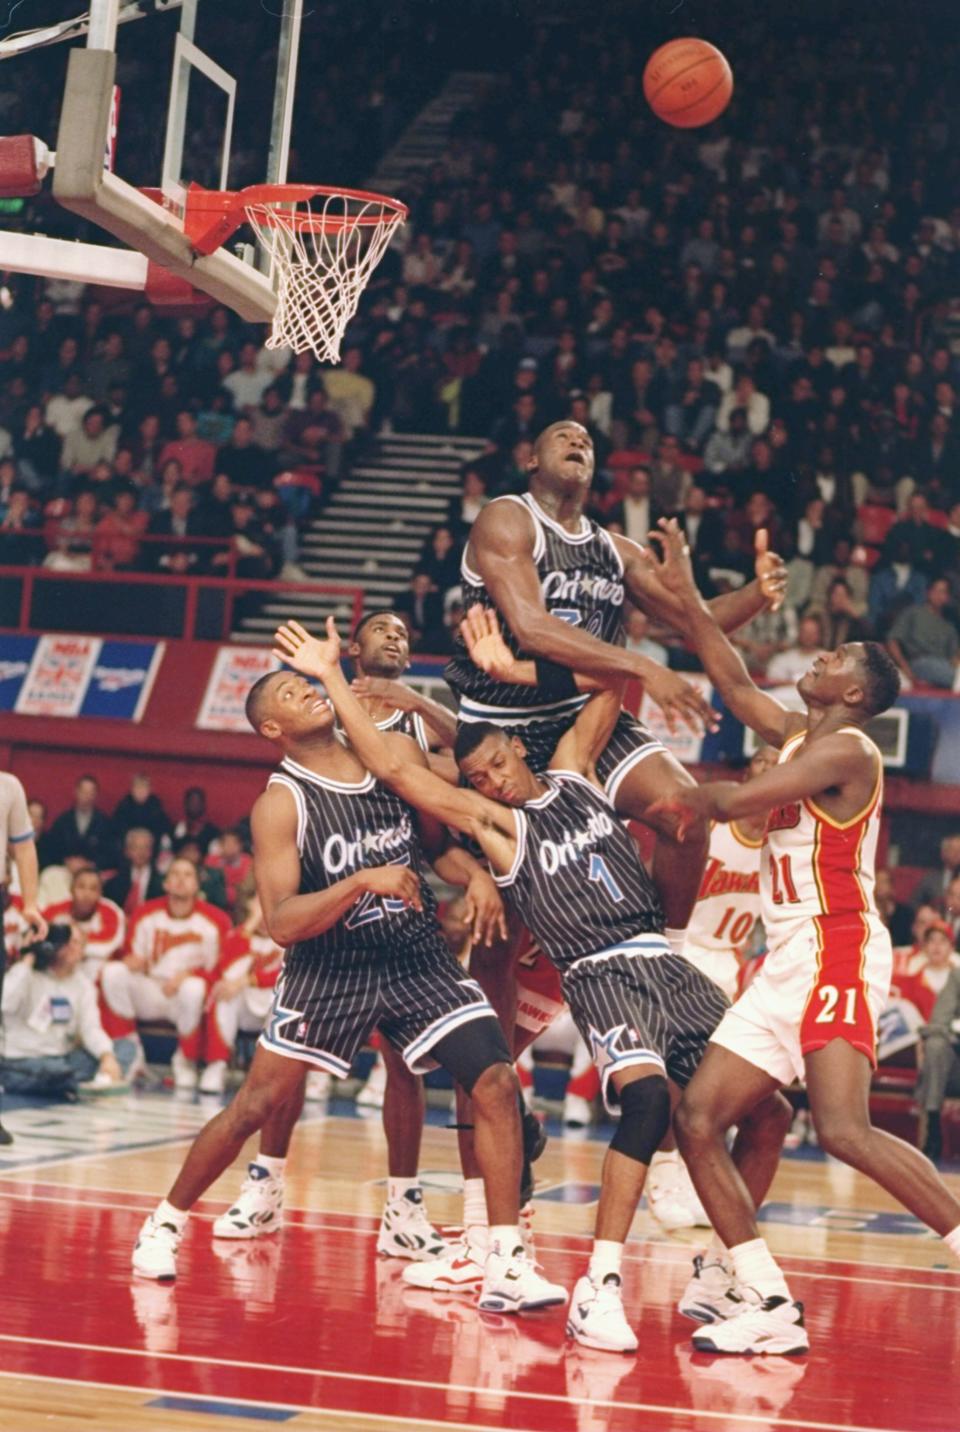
[814, 984, 858, 1024]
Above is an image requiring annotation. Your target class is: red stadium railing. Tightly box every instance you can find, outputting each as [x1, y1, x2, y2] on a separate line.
[0, 561, 365, 644]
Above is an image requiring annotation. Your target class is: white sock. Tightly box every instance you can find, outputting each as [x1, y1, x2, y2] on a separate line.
[664, 927, 687, 959]
[588, 1238, 624, 1285]
[650, 1148, 679, 1169]
[254, 1153, 286, 1179]
[489, 1223, 522, 1256]
[706, 1232, 730, 1268]
[155, 1198, 188, 1230]
[730, 1237, 791, 1301]
[463, 1177, 487, 1232]
[943, 1224, 960, 1261]
[388, 1177, 420, 1203]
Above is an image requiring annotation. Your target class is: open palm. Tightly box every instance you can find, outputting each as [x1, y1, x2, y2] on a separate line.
[273, 616, 341, 679]
[461, 603, 520, 680]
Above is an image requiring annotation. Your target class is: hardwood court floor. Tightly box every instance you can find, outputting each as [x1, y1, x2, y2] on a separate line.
[0, 1091, 958, 1432]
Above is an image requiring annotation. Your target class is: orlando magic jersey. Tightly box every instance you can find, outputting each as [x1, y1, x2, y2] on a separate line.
[268, 755, 438, 963]
[445, 493, 626, 718]
[494, 770, 662, 972]
[337, 706, 430, 753]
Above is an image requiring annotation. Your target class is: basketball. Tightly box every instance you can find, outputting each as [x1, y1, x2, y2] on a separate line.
[643, 38, 733, 128]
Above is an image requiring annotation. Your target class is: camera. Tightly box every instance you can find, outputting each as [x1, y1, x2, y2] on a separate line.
[22, 924, 72, 972]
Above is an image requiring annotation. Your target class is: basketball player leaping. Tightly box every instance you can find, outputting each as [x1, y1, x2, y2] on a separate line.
[209, 607, 488, 1261]
[643, 520, 960, 1356]
[274, 617, 792, 1355]
[132, 666, 566, 1315]
[445, 420, 785, 1019]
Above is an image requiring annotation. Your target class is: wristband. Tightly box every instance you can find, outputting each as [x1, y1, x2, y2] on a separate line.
[534, 658, 578, 699]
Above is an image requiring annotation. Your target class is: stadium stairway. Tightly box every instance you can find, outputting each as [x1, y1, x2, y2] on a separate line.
[231, 432, 485, 641]
[231, 70, 494, 643]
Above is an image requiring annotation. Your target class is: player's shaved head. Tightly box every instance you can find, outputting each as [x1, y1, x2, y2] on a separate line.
[245, 671, 283, 733]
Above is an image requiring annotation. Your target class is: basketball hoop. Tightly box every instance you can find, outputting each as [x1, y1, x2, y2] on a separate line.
[184, 182, 407, 363]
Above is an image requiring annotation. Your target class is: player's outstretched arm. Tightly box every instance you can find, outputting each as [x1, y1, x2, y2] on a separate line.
[550, 682, 626, 778]
[613, 528, 786, 636]
[252, 785, 421, 945]
[350, 674, 458, 749]
[272, 620, 513, 856]
[651, 732, 873, 840]
[469, 500, 715, 732]
[642, 522, 804, 748]
[460, 603, 604, 693]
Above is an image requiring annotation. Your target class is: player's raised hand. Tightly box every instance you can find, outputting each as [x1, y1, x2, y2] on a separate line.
[463, 869, 509, 947]
[754, 529, 787, 612]
[351, 675, 417, 710]
[273, 616, 341, 678]
[644, 517, 698, 598]
[461, 603, 523, 682]
[643, 664, 719, 736]
[362, 865, 422, 910]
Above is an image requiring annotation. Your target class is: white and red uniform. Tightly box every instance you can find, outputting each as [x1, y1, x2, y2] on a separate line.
[4, 892, 27, 961]
[203, 927, 284, 1065]
[99, 897, 230, 1060]
[711, 726, 891, 1086]
[682, 822, 763, 1000]
[42, 896, 125, 982]
[514, 937, 565, 1038]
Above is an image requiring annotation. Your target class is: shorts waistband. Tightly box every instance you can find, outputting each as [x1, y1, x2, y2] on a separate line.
[567, 936, 670, 971]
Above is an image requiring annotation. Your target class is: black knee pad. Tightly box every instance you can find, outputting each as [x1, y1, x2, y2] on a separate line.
[610, 1074, 671, 1165]
[430, 1016, 512, 1096]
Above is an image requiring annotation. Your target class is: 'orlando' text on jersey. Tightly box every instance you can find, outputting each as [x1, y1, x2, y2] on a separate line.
[267, 756, 438, 965]
[446, 493, 626, 717]
[493, 770, 662, 972]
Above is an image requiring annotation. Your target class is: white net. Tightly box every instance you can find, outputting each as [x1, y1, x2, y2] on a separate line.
[245, 190, 405, 363]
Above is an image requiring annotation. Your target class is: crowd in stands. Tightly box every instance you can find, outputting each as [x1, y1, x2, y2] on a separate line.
[0, 14, 958, 679]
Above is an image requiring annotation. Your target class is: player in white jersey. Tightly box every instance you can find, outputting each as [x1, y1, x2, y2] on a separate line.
[99, 857, 230, 1089]
[681, 747, 777, 1002]
[647, 520, 960, 1356]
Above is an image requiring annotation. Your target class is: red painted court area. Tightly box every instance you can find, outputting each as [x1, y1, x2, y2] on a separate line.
[1, 1183, 957, 1431]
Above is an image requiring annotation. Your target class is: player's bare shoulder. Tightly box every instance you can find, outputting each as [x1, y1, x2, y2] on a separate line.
[468, 494, 537, 559]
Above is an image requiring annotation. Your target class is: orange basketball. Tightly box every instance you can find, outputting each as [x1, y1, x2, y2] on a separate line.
[643, 38, 733, 129]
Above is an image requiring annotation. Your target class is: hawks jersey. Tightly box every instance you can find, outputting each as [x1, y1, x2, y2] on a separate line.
[685, 823, 763, 957]
[125, 897, 229, 981]
[43, 895, 125, 979]
[268, 755, 439, 965]
[445, 493, 626, 720]
[215, 927, 284, 989]
[494, 770, 662, 974]
[761, 727, 883, 950]
[337, 706, 431, 753]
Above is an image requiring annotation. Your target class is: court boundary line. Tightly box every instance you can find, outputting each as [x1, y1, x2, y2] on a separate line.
[0, 1337, 924, 1432]
[1, 1186, 956, 1291]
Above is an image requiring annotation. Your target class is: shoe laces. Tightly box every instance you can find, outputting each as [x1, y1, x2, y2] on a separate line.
[145, 1216, 181, 1248]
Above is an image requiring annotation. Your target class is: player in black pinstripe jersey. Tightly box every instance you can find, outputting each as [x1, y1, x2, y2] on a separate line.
[133, 662, 566, 1313]
[275, 617, 785, 1355]
[209, 607, 470, 1259]
[445, 420, 786, 947]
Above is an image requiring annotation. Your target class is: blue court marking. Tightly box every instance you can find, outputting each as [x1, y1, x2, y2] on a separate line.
[533, 1182, 944, 1238]
[146, 1396, 295, 1421]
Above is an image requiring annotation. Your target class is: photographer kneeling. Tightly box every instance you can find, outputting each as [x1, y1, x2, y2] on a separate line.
[1, 923, 133, 1098]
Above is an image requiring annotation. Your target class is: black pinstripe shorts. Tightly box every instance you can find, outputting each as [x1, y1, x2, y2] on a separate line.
[259, 938, 496, 1077]
[499, 710, 666, 802]
[561, 943, 729, 1112]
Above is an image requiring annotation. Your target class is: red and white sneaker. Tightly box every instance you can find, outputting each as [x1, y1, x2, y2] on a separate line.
[401, 1237, 486, 1295]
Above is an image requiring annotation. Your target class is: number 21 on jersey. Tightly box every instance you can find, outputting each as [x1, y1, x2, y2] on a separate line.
[769, 852, 800, 905]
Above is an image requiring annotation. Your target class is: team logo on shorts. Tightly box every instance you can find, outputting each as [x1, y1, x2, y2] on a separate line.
[587, 1023, 640, 1080]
